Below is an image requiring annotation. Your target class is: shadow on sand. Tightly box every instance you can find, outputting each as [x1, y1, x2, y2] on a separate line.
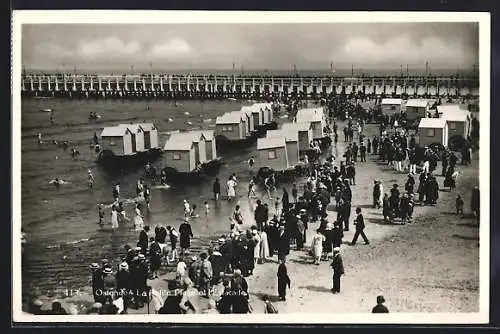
[298, 285, 332, 293]
[452, 234, 479, 241]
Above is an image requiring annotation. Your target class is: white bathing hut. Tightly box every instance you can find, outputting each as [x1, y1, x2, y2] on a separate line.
[100, 126, 134, 156]
[295, 108, 326, 139]
[257, 137, 289, 171]
[405, 99, 430, 121]
[167, 131, 207, 164]
[163, 140, 197, 173]
[281, 122, 313, 152]
[380, 98, 403, 115]
[266, 129, 300, 167]
[135, 123, 159, 150]
[215, 112, 246, 140]
[119, 123, 145, 152]
[417, 118, 448, 147]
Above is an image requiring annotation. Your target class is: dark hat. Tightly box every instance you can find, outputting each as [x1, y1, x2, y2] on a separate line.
[377, 295, 386, 304]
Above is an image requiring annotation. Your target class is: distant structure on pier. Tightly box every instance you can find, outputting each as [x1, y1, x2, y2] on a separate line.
[20, 70, 480, 100]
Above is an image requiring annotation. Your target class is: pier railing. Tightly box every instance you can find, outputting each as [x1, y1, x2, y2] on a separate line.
[20, 72, 480, 99]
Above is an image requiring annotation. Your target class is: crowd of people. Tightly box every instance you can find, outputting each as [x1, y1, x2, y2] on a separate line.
[28, 96, 480, 316]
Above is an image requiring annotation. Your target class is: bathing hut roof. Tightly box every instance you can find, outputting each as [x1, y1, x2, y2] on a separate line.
[118, 123, 144, 134]
[169, 132, 203, 143]
[266, 129, 299, 142]
[240, 106, 255, 116]
[296, 108, 324, 123]
[189, 130, 215, 141]
[282, 122, 312, 132]
[406, 99, 429, 108]
[216, 112, 242, 124]
[163, 139, 193, 151]
[439, 108, 470, 122]
[100, 126, 131, 137]
[437, 104, 462, 113]
[253, 103, 272, 110]
[418, 118, 447, 129]
[136, 123, 156, 131]
[381, 98, 403, 105]
[257, 137, 286, 150]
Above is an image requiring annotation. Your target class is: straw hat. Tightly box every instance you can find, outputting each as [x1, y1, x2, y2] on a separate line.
[333, 247, 341, 253]
[119, 262, 129, 270]
[103, 267, 113, 274]
[92, 302, 103, 310]
[138, 254, 146, 260]
[90, 263, 99, 269]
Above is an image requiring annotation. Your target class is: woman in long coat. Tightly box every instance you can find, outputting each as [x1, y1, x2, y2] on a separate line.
[179, 220, 194, 253]
[311, 229, 326, 265]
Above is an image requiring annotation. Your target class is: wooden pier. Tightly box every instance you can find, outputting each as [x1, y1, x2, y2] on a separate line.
[20, 72, 480, 100]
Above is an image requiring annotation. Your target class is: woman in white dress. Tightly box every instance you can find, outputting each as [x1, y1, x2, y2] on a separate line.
[134, 203, 144, 231]
[311, 229, 326, 265]
[259, 228, 270, 263]
[252, 230, 261, 266]
[111, 205, 119, 230]
[227, 178, 237, 200]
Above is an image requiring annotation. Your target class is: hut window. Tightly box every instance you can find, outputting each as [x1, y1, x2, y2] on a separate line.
[173, 152, 181, 160]
[427, 129, 435, 137]
[222, 125, 233, 132]
[449, 122, 456, 130]
[268, 150, 277, 160]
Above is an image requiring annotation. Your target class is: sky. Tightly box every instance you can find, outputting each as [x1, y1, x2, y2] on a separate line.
[21, 23, 479, 71]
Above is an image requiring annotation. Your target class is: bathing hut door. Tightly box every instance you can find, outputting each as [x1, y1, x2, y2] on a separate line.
[144, 131, 151, 150]
[194, 142, 200, 164]
[131, 133, 137, 152]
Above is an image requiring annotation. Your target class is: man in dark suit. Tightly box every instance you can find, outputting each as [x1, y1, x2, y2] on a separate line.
[138, 226, 150, 256]
[254, 200, 268, 231]
[277, 259, 291, 301]
[277, 225, 290, 262]
[351, 207, 370, 245]
[330, 247, 344, 293]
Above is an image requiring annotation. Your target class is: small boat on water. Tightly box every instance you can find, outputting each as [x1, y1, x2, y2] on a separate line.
[40, 108, 53, 113]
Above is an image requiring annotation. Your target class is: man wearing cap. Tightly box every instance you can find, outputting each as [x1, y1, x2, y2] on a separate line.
[372, 295, 389, 313]
[90, 262, 105, 303]
[330, 247, 344, 293]
[116, 261, 132, 313]
[103, 267, 116, 298]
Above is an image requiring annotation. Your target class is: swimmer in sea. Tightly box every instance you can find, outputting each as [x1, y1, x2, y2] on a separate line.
[49, 178, 68, 188]
[36, 132, 42, 145]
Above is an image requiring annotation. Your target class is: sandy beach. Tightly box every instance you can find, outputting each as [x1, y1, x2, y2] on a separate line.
[31, 120, 479, 315]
